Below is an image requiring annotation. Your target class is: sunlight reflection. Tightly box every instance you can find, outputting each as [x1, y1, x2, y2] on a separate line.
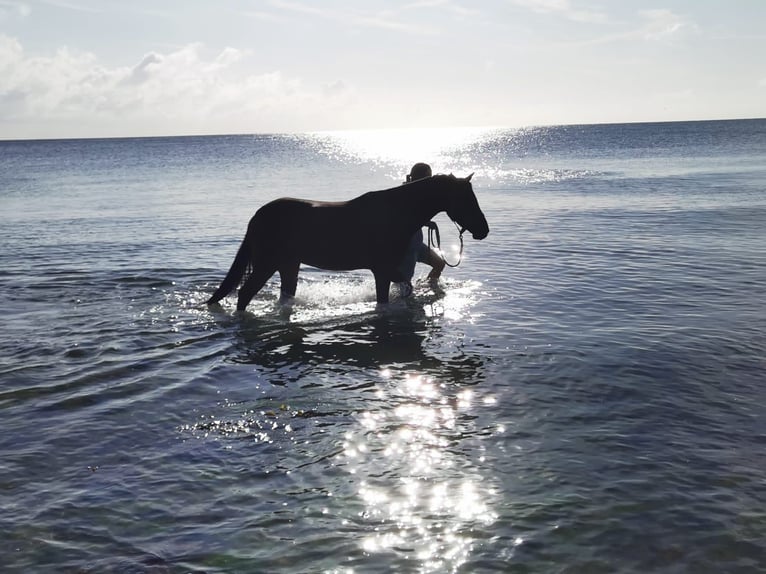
[309, 127, 498, 179]
[316, 127, 494, 163]
[341, 371, 497, 572]
[423, 279, 483, 322]
[304, 126, 604, 185]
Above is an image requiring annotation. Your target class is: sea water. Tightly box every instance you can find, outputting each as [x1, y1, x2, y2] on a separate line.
[1, 119, 764, 573]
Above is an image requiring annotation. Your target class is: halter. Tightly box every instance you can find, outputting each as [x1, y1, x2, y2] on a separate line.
[427, 220, 464, 268]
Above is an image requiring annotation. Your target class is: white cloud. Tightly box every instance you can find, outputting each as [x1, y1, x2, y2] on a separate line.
[0, 33, 22, 66]
[0, 35, 356, 137]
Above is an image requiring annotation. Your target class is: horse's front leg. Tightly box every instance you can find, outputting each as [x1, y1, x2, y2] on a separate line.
[373, 271, 391, 304]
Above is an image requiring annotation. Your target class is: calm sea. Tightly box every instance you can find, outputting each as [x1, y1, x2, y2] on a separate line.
[1, 119, 765, 573]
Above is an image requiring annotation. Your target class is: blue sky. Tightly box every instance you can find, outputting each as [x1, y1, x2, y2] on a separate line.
[1, 0, 764, 139]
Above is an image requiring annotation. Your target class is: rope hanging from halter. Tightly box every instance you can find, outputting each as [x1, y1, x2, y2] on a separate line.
[427, 220, 464, 268]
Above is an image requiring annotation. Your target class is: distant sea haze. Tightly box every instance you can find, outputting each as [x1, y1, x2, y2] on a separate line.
[1, 119, 764, 573]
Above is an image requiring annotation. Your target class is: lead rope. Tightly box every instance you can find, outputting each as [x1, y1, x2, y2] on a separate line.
[427, 220, 464, 268]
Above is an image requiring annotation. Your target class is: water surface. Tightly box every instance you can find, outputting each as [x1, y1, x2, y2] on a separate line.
[1, 120, 765, 573]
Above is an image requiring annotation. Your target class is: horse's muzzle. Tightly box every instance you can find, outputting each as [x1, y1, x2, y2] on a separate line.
[472, 229, 489, 240]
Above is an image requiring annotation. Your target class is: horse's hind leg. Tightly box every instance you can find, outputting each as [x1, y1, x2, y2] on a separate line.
[278, 261, 300, 301]
[237, 265, 276, 311]
[373, 272, 391, 304]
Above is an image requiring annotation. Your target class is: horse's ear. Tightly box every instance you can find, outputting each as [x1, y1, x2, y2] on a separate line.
[466, 172, 474, 182]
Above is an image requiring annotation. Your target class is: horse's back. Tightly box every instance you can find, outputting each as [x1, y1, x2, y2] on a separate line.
[245, 196, 371, 270]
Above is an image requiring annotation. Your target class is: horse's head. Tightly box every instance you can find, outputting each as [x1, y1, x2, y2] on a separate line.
[444, 173, 489, 240]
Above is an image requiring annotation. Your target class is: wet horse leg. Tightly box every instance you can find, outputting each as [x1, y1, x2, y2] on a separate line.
[237, 264, 276, 311]
[278, 261, 301, 301]
[373, 272, 391, 304]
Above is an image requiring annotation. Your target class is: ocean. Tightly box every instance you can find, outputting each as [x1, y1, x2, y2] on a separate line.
[1, 119, 764, 573]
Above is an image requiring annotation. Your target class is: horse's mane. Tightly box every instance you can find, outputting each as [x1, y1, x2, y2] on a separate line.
[346, 174, 462, 209]
[389, 173, 458, 193]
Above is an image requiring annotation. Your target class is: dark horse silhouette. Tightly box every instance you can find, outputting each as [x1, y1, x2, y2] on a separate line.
[206, 173, 489, 310]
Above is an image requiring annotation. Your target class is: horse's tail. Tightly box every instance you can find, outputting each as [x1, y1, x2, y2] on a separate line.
[206, 241, 251, 305]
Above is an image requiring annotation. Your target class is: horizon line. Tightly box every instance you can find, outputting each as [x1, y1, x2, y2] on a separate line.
[1, 116, 764, 144]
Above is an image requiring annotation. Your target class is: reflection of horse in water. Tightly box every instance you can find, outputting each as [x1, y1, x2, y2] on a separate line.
[230, 309, 488, 386]
[207, 174, 489, 310]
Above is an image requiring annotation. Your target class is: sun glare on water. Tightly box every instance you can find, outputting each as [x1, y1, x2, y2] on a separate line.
[340, 370, 500, 572]
[311, 126, 499, 176]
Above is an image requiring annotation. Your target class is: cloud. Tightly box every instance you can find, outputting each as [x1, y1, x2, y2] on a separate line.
[0, 35, 355, 136]
[508, 0, 607, 24]
[123, 52, 161, 85]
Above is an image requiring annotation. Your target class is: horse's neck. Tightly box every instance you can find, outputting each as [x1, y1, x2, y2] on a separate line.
[407, 182, 449, 225]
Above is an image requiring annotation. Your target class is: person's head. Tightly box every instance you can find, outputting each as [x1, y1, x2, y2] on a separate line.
[406, 162, 432, 183]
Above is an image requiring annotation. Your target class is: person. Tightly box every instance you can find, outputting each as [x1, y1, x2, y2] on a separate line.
[396, 162, 446, 296]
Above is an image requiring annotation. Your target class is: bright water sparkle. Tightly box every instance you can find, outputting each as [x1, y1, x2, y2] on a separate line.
[1, 120, 765, 573]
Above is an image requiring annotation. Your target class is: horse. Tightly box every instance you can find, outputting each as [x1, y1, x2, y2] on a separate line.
[206, 173, 489, 310]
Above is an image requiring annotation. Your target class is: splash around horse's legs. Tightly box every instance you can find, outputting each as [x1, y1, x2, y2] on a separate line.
[427, 275, 445, 296]
[237, 265, 276, 311]
[278, 292, 295, 306]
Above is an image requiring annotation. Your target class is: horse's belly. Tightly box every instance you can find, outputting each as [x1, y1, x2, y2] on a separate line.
[301, 251, 369, 271]
[258, 201, 401, 271]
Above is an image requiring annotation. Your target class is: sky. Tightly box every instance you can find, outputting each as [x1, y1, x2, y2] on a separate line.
[0, 0, 765, 139]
